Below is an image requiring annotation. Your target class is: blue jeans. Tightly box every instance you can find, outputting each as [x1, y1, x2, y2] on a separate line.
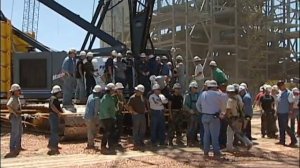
[278, 113, 297, 144]
[63, 76, 76, 105]
[132, 114, 146, 145]
[75, 78, 85, 101]
[202, 114, 220, 155]
[187, 114, 199, 143]
[150, 110, 166, 144]
[48, 113, 60, 149]
[9, 114, 23, 151]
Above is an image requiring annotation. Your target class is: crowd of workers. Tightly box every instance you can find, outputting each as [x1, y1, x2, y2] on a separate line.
[6, 49, 299, 159]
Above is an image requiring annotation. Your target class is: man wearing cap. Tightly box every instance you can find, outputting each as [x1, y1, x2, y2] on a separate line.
[183, 81, 200, 147]
[84, 52, 97, 97]
[75, 51, 86, 103]
[99, 83, 117, 152]
[209, 61, 228, 86]
[224, 85, 252, 152]
[276, 81, 297, 146]
[259, 85, 277, 138]
[125, 50, 134, 92]
[127, 84, 147, 149]
[6, 84, 23, 156]
[168, 83, 184, 146]
[160, 56, 170, 77]
[239, 85, 254, 140]
[138, 53, 151, 95]
[174, 55, 185, 93]
[198, 80, 224, 158]
[84, 85, 102, 149]
[114, 53, 127, 87]
[193, 56, 205, 87]
[105, 50, 117, 83]
[61, 49, 77, 107]
[288, 87, 299, 135]
[48, 85, 64, 155]
[114, 83, 126, 144]
[149, 84, 168, 146]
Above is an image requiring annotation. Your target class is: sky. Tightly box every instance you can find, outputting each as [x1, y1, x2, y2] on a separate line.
[1, 0, 101, 51]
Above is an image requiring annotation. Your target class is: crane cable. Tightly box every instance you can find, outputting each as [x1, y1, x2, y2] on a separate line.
[10, 0, 15, 21]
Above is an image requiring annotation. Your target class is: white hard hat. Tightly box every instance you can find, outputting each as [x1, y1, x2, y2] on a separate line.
[176, 55, 183, 61]
[156, 56, 161, 60]
[239, 85, 246, 92]
[271, 85, 279, 91]
[240, 83, 248, 89]
[292, 87, 299, 93]
[167, 62, 172, 66]
[93, 85, 102, 93]
[111, 50, 118, 56]
[204, 80, 210, 86]
[152, 84, 161, 90]
[207, 80, 218, 88]
[87, 52, 93, 57]
[115, 82, 124, 89]
[264, 85, 272, 92]
[189, 81, 198, 88]
[193, 56, 201, 62]
[68, 48, 76, 54]
[10, 84, 21, 92]
[161, 56, 168, 60]
[126, 50, 132, 55]
[149, 75, 156, 81]
[173, 83, 181, 89]
[140, 53, 146, 58]
[79, 51, 86, 56]
[51, 85, 62, 94]
[149, 54, 154, 59]
[209, 61, 217, 66]
[106, 83, 115, 90]
[135, 84, 145, 93]
[226, 85, 235, 92]
[117, 53, 123, 58]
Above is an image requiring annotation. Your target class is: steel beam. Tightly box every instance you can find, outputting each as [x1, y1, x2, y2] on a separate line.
[38, 0, 124, 47]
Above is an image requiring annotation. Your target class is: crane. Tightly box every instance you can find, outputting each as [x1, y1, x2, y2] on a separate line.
[22, 0, 40, 38]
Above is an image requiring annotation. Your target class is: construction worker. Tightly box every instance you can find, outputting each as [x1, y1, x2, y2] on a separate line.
[127, 84, 147, 150]
[276, 81, 297, 146]
[84, 85, 102, 149]
[174, 55, 185, 92]
[114, 82, 126, 144]
[99, 83, 117, 153]
[183, 81, 200, 147]
[288, 87, 299, 135]
[224, 85, 252, 152]
[193, 56, 205, 88]
[48, 85, 64, 155]
[209, 61, 228, 86]
[239, 85, 254, 140]
[125, 50, 134, 92]
[198, 80, 224, 159]
[75, 51, 86, 103]
[61, 49, 77, 107]
[168, 83, 184, 146]
[6, 84, 23, 157]
[105, 50, 117, 83]
[259, 85, 277, 138]
[114, 53, 127, 87]
[138, 53, 151, 95]
[148, 54, 158, 76]
[84, 52, 97, 97]
[149, 84, 168, 147]
[160, 56, 170, 77]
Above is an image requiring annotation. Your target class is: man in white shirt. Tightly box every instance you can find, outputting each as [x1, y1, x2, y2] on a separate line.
[149, 84, 168, 146]
[193, 56, 205, 88]
[288, 87, 299, 135]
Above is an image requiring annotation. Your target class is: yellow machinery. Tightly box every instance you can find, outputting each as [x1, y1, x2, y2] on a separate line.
[0, 19, 33, 97]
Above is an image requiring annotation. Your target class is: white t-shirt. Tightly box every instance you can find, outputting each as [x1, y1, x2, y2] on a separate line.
[149, 93, 168, 110]
[194, 64, 204, 81]
[288, 92, 299, 109]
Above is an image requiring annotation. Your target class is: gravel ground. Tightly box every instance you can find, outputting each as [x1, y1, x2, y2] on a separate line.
[1, 115, 299, 167]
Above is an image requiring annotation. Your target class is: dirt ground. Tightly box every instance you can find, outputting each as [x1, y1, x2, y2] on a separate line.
[1, 114, 299, 168]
